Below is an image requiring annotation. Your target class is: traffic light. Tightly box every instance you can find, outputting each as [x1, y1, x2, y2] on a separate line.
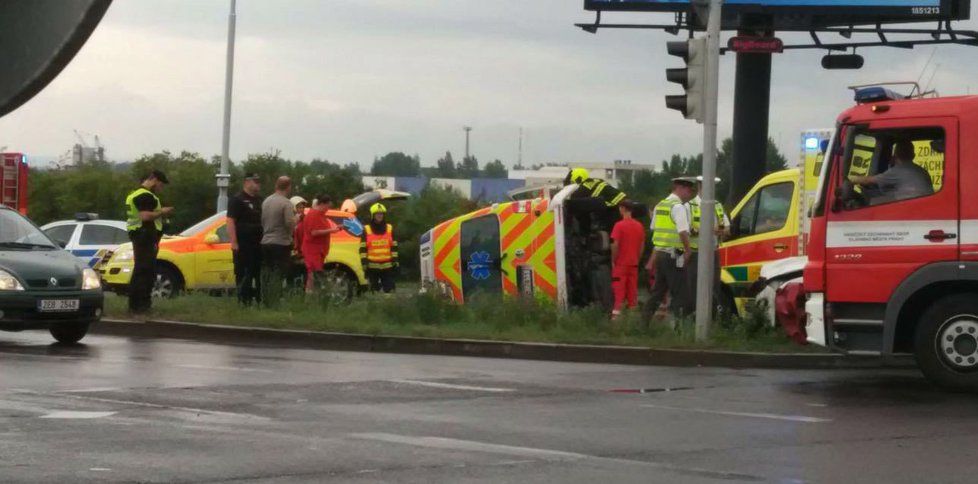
[665, 38, 707, 123]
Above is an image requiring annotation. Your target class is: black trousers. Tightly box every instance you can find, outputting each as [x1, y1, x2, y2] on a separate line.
[128, 230, 160, 314]
[234, 241, 262, 305]
[642, 251, 690, 319]
[261, 243, 294, 296]
[366, 268, 396, 293]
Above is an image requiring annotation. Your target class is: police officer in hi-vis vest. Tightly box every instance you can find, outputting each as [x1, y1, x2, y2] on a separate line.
[688, 175, 730, 310]
[124, 170, 173, 315]
[643, 176, 696, 321]
[359, 203, 399, 293]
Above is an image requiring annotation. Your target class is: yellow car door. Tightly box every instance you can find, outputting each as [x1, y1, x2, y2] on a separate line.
[194, 224, 235, 289]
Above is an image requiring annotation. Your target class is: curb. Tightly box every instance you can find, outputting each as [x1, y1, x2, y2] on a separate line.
[92, 318, 916, 370]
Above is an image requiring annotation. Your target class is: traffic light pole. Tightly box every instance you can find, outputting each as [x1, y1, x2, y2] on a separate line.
[694, 0, 722, 343]
[729, 43, 772, 205]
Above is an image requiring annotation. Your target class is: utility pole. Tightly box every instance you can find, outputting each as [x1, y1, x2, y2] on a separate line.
[216, 0, 236, 213]
[517, 127, 523, 167]
[463, 126, 472, 160]
[695, 0, 723, 343]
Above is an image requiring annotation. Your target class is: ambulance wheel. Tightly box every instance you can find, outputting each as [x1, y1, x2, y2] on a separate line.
[152, 266, 183, 299]
[320, 266, 356, 304]
[914, 294, 978, 391]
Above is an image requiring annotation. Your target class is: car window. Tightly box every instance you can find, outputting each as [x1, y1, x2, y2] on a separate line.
[731, 182, 793, 238]
[215, 224, 231, 243]
[0, 210, 58, 248]
[80, 224, 128, 245]
[840, 127, 944, 209]
[181, 212, 226, 237]
[44, 224, 77, 247]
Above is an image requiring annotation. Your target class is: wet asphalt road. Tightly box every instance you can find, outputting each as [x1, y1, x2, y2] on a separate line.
[0, 330, 975, 483]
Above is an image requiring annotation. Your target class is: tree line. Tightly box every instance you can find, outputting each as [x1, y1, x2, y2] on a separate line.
[27, 139, 789, 276]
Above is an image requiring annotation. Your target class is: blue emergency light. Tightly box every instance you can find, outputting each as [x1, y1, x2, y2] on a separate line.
[854, 86, 905, 104]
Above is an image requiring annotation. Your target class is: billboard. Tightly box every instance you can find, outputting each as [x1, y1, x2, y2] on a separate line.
[584, 0, 969, 27]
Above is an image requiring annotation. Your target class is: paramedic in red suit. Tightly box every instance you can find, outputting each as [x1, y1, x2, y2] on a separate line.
[610, 200, 645, 319]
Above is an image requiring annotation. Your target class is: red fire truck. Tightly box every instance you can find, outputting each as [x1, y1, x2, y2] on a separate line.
[0, 153, 28, 215]
[804, 85, 978, 389]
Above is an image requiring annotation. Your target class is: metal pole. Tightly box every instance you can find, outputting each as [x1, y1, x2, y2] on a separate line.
[695, 0, 723, 342]
[464, 126, 472, 160]
[216, 0, 236, 213]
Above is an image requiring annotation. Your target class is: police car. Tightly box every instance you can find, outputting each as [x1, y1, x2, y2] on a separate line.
[40, 214, 128, 268]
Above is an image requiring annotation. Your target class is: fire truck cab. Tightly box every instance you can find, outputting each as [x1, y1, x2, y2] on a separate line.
[805, 86, 978, 389]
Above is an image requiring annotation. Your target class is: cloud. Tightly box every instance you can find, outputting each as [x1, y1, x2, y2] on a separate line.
[2, 0, 977, 170]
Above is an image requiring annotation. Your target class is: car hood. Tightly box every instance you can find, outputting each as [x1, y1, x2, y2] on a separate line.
[0, 248, 85, 281]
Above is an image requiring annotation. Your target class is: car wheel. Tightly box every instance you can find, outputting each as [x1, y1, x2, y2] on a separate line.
[152, 266, 183, 299]
[50, 322, 90, 344]
[318, 267, 356, 304]
[914, 293, 978, 391]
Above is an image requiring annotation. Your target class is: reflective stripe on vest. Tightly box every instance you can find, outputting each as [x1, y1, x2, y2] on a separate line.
[365, 224, 394, 268]
[651, 198, 683, 249]
[125, 188, 162, 232]
[581, 178, 625, 207]
[689, 200, 726, 250]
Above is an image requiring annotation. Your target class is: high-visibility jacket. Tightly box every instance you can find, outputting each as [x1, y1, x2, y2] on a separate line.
[651, 196, 683, 249]
[125, 187, 162, 232]
[360, 224, 398, 270]
[578, 177, 626, 207]
[689, 197, 727, 250]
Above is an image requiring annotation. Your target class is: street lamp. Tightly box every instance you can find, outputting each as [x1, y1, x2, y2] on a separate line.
[216, 0, 236, 213]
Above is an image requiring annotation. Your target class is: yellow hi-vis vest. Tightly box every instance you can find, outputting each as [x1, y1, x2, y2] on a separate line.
[125, 187, 162, 232]
[651, 197, 683, 249]
[579, 178, 626, 207]
[362, 224, 395, 270]
[689, 198, 726, 250]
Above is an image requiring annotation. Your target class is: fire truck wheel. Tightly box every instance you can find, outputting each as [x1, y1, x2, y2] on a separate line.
[915, 294, 978, 391]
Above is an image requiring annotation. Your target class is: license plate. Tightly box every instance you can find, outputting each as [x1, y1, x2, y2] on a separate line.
[37, 299, 80, 312]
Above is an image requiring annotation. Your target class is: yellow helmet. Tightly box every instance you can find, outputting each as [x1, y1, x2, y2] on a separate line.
[570, 168, 590, 184]
[369, 203, 387, 215]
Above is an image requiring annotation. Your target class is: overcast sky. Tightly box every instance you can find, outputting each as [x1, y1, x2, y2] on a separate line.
[1, 0, 975, 169]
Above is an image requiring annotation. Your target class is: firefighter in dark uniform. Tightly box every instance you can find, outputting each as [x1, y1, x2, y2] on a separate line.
[359, 203, 399, 293]
[124, 170, 173, 315]
[567, 168, 627, 208]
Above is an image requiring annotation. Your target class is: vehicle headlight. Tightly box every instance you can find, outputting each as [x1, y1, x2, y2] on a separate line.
[112, 248, 134, 262]
[0, 269, 24, 291]
[82, 268, 102, 290]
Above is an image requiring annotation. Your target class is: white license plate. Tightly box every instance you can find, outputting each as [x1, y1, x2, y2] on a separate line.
[37, 299, 80, 312]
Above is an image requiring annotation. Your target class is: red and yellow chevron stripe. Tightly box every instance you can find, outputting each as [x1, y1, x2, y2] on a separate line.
[431, 200, 557, 303]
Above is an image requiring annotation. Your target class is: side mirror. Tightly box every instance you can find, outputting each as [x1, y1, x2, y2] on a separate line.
[204, 233, 221, 245]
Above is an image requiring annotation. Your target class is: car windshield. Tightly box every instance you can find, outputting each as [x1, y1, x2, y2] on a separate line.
[0, 209, 59, 249]
[180, 211, 226, 237]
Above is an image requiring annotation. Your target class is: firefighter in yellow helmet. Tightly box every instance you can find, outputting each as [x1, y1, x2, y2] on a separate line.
[359, 203, 399, 293]
[566, 167, 627, 208]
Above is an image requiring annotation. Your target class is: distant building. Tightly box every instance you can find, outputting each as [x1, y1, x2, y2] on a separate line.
[360, 176, 524, 203]
[508, 160, 654, 188]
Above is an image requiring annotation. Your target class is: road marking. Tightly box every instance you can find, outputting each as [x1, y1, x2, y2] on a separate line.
[392, 380, 515, 393]
[62, 387, 122, 393]
[89, 468, 112, 472]
[350, 433, 764, 481]
[176, 364, 273, 373]
[41, 411, 116, 419]
[17, 390, 270, 422]
[350, 433, 586, 459]
[642, 404, 831, 423]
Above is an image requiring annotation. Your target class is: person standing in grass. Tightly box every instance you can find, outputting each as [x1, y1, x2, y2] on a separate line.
[359, 203, 399, 293]
[610, 199, 644, 320]
[301, 194, 341, 293]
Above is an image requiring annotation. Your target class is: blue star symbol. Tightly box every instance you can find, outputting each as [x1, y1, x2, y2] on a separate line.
[468, 251, 492, 280]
